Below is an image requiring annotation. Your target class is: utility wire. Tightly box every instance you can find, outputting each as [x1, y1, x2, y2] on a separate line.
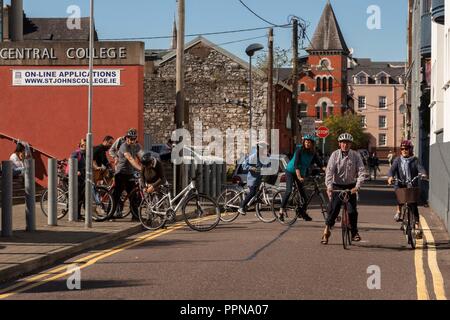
[237, 0, 289, 28]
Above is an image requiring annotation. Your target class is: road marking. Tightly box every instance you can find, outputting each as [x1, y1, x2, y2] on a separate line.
[414, 237, 429, 300]
[420, 215, 448, 300]
[0, 223, 185, 299]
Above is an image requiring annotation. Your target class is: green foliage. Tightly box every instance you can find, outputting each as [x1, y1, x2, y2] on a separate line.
[323, 114, 370, 150]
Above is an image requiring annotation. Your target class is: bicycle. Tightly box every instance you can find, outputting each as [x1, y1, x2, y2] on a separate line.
[106, 171, 142, 220]
[138, 177, 221, 232]
[40, 159, 69, 220]
[271, 173, 328, 226]
[331, 189, 357, 250]
[391, 175, 425, 249]
[217, 180, 278, 223]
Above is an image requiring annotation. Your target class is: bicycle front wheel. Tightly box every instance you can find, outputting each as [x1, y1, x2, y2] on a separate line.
[139, 192, 169, 231]
[40, 188, 68, 219]
[341, 207, 352, 250]
[405, 206, 416, 249]
[217, 188, 241, 223]
[91, 186, 114, 221]
[255, 187, 277, 223]
[182, 193, 221, 231]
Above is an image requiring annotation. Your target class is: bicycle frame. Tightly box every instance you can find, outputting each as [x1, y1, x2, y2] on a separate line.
[150, 180, 197, 215]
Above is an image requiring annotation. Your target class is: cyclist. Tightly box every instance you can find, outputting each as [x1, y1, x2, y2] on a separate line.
[70, 139, 87, 215]
[93, 135, 114, 184]
[112, 128, 143, 219]
[109, 128, 137, 169]
[140, 152, 166, 194]
[238, 141, 271, 215]
[279, 134, 324, 222]
[387, 140, 427, 239]
[321, 133, 366, 244]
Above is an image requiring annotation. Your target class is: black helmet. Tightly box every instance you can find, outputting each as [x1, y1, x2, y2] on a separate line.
[141, 152, 156, 167]
[126, 128, 138, 139]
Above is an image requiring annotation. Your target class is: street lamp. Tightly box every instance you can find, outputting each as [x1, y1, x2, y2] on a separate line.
[245, 43, 264, 153]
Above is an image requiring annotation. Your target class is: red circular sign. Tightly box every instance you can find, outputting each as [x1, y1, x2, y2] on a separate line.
[316, 126, 330, 139]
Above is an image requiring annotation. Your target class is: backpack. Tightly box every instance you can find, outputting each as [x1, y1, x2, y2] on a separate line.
[64, 150, 82, 176]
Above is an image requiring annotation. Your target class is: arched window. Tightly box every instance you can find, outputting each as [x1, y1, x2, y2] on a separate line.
[322, 77, 327, 92]
[328, 78, 333, 91]
[322, 102, 328, 119]
[316, 78, 321, 92]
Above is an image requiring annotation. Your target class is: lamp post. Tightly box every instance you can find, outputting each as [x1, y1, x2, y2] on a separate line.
[85, 0, 94, 228]
[245, 43, 264, 153]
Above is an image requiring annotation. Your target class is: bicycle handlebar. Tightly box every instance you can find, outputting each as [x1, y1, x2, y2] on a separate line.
[391, 174, 426, 185]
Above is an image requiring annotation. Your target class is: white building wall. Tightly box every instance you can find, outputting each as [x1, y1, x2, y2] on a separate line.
[430, 21, 445, 145]
[445, 0, 450, 143]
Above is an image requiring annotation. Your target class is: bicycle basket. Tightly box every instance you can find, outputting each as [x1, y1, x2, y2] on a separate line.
[395, 187, 420, 204]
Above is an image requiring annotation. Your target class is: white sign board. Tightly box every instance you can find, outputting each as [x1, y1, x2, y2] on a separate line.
[301, 117, 316, 135]
[12, 69, 121, 86]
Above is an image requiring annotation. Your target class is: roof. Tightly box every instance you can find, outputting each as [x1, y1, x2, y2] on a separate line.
[156, 36, 292, 91]
[348, 58, 406, 79]
[23, 17, 96, 41]
[145, 49, 171, 61]
[307, 1, 349, 54]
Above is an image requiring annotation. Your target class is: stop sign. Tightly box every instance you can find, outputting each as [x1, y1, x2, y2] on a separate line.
[316, 126, 330, 139]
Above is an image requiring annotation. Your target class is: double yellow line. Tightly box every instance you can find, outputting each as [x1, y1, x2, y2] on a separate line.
[0, 223, 185, 299]
[415, 215, 447, 300]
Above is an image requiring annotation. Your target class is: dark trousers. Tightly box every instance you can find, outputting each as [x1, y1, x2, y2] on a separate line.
[280, 171, 307, 214]
[240, 184, 259, 210]
[77, 176, 85, 215]
[113, 173, 138, 218]
[326, 184, 359, 236]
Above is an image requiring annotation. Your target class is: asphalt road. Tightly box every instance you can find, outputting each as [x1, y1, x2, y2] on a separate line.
[0, 180, 448, 300]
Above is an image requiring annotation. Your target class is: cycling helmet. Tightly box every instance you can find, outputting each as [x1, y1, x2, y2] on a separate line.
[126, 128, 138, 139]
[141, 152, 156, 167]
[303, 134, 316, 143]
[338, 133, 354, 142]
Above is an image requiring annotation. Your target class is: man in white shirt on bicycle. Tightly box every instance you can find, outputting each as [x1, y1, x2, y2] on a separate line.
[321, 133, 366, 245]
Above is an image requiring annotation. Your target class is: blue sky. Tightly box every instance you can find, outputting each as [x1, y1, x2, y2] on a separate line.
[10, 0, 407, 62]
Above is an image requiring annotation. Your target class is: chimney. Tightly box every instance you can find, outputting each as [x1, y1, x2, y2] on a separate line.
[171, 16, 177, 50]
[11, 0, 23, 41]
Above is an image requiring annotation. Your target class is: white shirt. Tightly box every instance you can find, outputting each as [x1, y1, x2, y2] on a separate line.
[9, 153, 25, 170]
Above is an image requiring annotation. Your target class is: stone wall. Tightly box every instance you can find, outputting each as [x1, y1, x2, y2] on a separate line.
[144, 41, 269, 160]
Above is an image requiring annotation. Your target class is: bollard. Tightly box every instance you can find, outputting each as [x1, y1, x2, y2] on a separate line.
[198, 163, 204, 194]
[190, 161, 196, 184]
[212, 163, 217, 198]
[204, 163, 210, 197]
[68, 158, 78, 222]
[47, 158, 57, 226]
[222, 163, 227, 189]
[216, 162, 222, 196]
[85, 133, 93, 228]
[24, 159, 36, 232]
[1, 161, 13, 237]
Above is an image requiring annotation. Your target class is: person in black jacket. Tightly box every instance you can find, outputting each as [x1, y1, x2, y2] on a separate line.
[93, 135, 114, 184]
[387, 140, 427, 239]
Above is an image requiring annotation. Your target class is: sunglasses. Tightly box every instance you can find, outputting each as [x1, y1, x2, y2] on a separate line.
[400, 148, 409, 151]
[127, 137, 137, 141]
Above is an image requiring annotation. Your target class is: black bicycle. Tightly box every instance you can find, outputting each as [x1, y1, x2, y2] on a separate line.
[392, 175, 426, 249]
[271, 173, 328, 226]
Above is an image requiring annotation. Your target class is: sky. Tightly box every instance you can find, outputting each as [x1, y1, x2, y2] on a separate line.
[7, 0, 408, 62]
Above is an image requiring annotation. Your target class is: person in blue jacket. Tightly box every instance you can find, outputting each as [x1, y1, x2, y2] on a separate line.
[238, 141, 271, 215]
[279, 135, 324, 222]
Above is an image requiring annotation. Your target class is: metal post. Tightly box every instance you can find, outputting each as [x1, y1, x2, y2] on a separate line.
[322, 137, 326, 156]
[204, 163, 210, 197]
[249, 55, 253, 152]
[216, 163, 222, 196]
[68, 158, 78, 222]
[48, 158, 57, 226]
[85, 0, 94, 228]
[198, 163, 204, 193]
[24, 159, 35, 232]
[222, 163, 227, 188]
[1, 161, 13, 237]
[0, 0, 4, 42]
[212, 164, 217, 198]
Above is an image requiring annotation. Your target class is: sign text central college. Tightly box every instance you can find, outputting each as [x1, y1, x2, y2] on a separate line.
[0, 47, 127, 60]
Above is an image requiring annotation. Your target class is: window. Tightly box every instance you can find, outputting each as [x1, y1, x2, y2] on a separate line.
[322, 102, 328, 120]
[379, 115, 387, 128]
[358, 96, 366, 109]
[322, 78, 327, 92]
[320, 59, 330, 69]
[328, 106, 334, 116]
[299, 103, 308, 118]
[328, 78, 333, 92]
[360, 115, 367, 128]
[358, 75, 367, 84]
[316, 106, 321, 119]
[300, 83, 306, 92]
[316, 78, 321, 92]
[379, 96, 387, 109]
[379, 134, 387, 146]
[378, 75, 388, 84]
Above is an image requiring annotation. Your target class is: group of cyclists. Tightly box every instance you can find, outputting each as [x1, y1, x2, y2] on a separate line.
[66, 126, 428, 243]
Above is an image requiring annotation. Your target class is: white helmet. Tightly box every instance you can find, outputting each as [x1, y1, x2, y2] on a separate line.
[338, 133, 354, 142]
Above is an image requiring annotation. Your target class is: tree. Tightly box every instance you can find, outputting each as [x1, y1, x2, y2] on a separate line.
[256, 46, 290, 84]
[323, 114, 370, 150]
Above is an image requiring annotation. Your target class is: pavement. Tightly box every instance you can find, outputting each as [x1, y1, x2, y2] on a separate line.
[0, 203, 143, 284]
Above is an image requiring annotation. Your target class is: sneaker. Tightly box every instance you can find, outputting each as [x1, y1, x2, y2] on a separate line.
[278, 212, 285, 222]
[238, 208, 246, 216]
[352, 233, 362, 242]
[394, 212, 402, 222]
[301, 213, 312, 221]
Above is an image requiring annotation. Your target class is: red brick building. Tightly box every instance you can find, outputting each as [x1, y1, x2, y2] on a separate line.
[298, 1, 350, 122]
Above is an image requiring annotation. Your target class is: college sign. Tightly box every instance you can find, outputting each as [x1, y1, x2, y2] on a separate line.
[0, 41, 144, 66]
[12, 69, 121, 86]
